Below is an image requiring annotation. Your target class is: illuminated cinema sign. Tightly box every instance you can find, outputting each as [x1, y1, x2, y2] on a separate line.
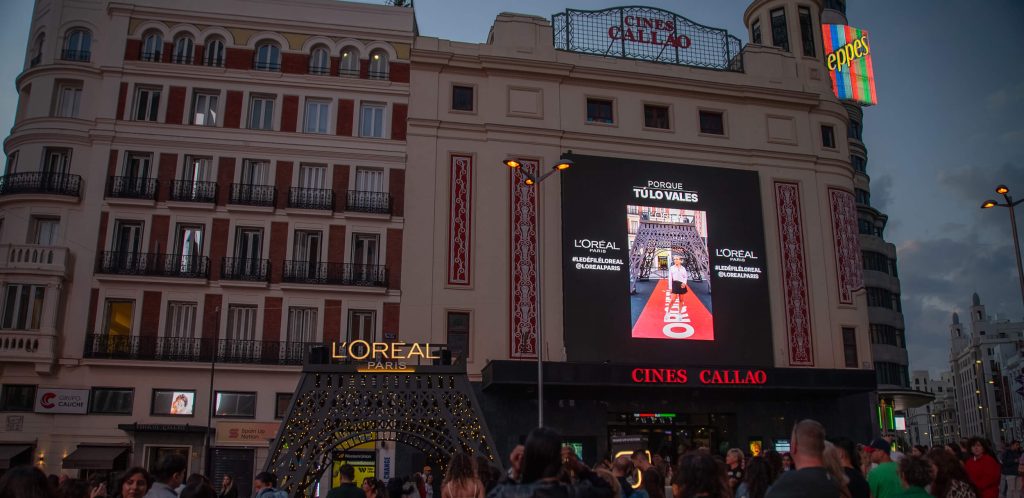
[822, 24, 877, 105]
[331, 341, 441, 372]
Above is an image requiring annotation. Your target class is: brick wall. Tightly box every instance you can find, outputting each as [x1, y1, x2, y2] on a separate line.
[116, 83, 128, 120]
[217, 157, 236, 206]
[281, 53, 307, 74]
[225, 48, 253, 70]
[225, 91, 243, 128]
[390, 62, 410, 83]
[269, 222, 289, 283]
[149, 215, 169, 253]
[106, 150, 119, 178]
[328, 225, 346, 264]
[124, 39, 141, 61]
[281, 95, 298, 132]
[202, 294, 222, 340]
[275, 161, 293, 210]
[157, 153, 177, 202]
[333, 164, 349, 213]
[387, 228, 402, 290]
[165, 86, 186, 124]
[388, 169, 405, 217]
[383, 303, 400, 339]
[87, 288, 99, 334]
[391, 103, 408, 140]
[337, 99, 354, 136]
[324, 299, 342, 343]
[210, 218, 229, 280]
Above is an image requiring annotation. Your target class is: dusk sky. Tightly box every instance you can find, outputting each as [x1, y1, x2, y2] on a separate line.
[0, 0, 1020, 375]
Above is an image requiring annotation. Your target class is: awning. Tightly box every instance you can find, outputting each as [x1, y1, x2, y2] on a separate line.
[62, 445, 129, 470]
[0, 444, 32, 469]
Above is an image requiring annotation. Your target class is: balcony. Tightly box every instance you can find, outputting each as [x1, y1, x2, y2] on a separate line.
[171, 54, 193, 64]
[229, 183, 276, 207]
[220, 257, 270, 282]
[169, 180, 217, 203]
[0, 244, 70, 278]
[253, 60, 281, 71]
[339, 67, 358, 78]
[0, 172, 81, 198]
[60, 49, 91, 62]
[287, 187, 334, 211]
[140, 51, 161, 62]
[345, 190, 392, 214]
[96, 251, 210, 279]
[309, 65, 330, 76]
[0, 332, 56, 373]
[106, 176, 158, 200]
[82, 334, 318, 366]
[282, 261, 387, 287]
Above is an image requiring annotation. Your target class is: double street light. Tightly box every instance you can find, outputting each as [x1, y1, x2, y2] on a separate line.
[980, 185, 1024, 307]
[502, 153, 573, 429]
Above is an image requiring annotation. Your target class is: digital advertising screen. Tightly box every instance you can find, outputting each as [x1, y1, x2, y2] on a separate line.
[561, 154, 772, 366]
[822, 24, 877, 106]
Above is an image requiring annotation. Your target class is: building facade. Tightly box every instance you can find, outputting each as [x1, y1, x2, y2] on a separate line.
[906, 370, 957, 447]
[0, 0, 414, 488]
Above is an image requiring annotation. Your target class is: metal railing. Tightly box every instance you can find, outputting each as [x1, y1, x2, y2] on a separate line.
[229, 183, 276, 207]
[287, 187, 334, 210]
[170, 180, 217, 203]
[140, 51, 162, 62]
[253, 60, 281, 71]
[96, 251, 210, 279]
[345, 190, 392, 214]
[61, 49, 91, 62]
[171, 54, 193, 64]
[83, 334, 319, 365]
[282, 261, 387, 287]
[338, 67, 359, 77]
[106, 176, 158, 200]
[0, 172, 82, 198]
[309, 65, 330, 76]
[220, 257, 271, 282]
[368, 70, 389, 80]
[203, 56, 224, 68]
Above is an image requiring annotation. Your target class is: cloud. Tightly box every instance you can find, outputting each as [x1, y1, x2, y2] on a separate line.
[986, 82, 1024, 111]
[871, 174, 893, 211]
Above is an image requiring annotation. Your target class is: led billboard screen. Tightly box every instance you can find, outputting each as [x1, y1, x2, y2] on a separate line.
[822, 24, 877, 106]
[561, 155, 772, 366]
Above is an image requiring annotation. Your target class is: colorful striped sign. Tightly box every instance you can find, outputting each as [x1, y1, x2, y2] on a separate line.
[822, 24, 877, 106]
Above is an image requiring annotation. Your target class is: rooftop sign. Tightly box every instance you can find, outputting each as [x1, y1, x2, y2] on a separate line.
[552, 7, 743, 71]
[822, 24, 877, 105]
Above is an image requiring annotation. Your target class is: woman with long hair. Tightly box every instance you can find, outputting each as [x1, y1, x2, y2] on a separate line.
[442, 452, 484, 498]
[734, 457, 770, 498]
[963, 438, 1000, 498]
[821, 442, 852, 498]
[671, 453, 728, 498]
[928, 448, 979, 498]
[760, 450, 783, 483]
[0, 465, 55, 498]
[488, 427, 612, 498]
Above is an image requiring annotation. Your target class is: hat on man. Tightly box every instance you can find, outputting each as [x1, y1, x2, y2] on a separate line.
[863, 438, 891, 454]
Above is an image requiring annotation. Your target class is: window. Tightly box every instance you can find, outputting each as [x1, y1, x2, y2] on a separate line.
[447, 311, 470, 364]
[751, 19, 762, 45]
[292, 230, 322, 276]
[191, 91, 218, 126]
[851, 155, 866, 174]
[304, 99, 330, 134]
[359, 103, 386, 138]
[203, 37, 225, 67]
[141, 31, 163, 62]
[6, 151, 18, 174]
[133, 86, 161, 121]
[254, 42, 280, 71]
[1, 284, 45, 330]
[173, 224, 205, 272]
[248, 95, 275, 130]
[849, 119, 862, 140]
[54, 82, 82, 118]
[699, 110, 725, 135]
[770, 8, 789, 52]
[0, 385, 36, 411]
[798, 7, 815, 57]
[644, 104, 670, 130]
[214, 392, 256, 418]
[857, 219, 873, 235]
[866, 287, 897, 310]
[29, 216, 59, 245]
[842, 327, 858, 368]
[351, 233, 380, 266]
[862, 251, 892, 274]
[855, 188, 870, 206]
[172, 36, 194, 64]
[339, 47, 359, 76]
[240, 160, 270, 186]
[586, 98, 613, 124]
[870, 325, 904, 348]
[275, 393, 292, 419]
[347, 310, 375, 342]
[151, 389, 195, 416]
[225, 305, 257, 342]
[63, 29, 91, 61]
[103, 299, 135, 338]
[164, 301, 197, 339]
[354, 167, 384, 193]
[875, 362, 909, 388]
[31, 33, 44, 67]
[89, 388, 134, 415]
[309, 46, 330, 75]
[368, 50, 388, 79]
[286, 307, 317, 343]
[43, 147, 71, 176]
[452, 85, 474, 112]
[821, 125, 836, 148]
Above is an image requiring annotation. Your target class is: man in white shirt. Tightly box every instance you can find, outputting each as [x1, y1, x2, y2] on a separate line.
[667, 255, 689, 312]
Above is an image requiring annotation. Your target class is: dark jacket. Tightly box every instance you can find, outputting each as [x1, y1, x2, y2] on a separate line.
[487, 470, 612, 498]
[328, 483, 368, 498]
[1000, 449, 1022, 476]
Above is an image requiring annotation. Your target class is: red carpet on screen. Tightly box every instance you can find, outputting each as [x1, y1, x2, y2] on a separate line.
[631, 279, 714, 340]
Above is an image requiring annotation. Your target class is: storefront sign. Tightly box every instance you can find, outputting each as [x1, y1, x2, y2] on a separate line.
[34, 388, 88, 414]
[822, 24, 877, 105]
[215, 422, 280, 445]
[331, 341, 441, 372]
[631, 368, 768, 385]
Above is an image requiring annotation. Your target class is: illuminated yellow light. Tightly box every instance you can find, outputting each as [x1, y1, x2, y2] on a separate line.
[981, 200, 998, 209]
[373, 54, 380, 60]
[554, 160, 573, 170]
[356, 368, 416, 373]
[996, 185, 1009, 195]
[524, 178, 535, 186]
[503, 159, 522, 169]
[613, 451, 647, 489]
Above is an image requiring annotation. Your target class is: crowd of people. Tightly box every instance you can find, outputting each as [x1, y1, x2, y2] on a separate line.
[1, 423, 1022, 498]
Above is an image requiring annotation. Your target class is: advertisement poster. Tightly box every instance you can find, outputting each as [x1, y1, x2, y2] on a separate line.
[34, 388, 89, 414]
[169, 392, 195, 415]
[333, 442, 375, 487]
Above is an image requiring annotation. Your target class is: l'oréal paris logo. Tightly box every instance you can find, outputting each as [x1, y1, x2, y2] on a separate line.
[574, 239, 621, 252]
[715, 248, 758, 261]
[632, 180, 699, 203]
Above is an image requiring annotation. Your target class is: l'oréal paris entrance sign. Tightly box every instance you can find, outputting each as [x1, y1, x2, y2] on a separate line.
[331, 341, 441, 373]
[552, 7, 743, 71]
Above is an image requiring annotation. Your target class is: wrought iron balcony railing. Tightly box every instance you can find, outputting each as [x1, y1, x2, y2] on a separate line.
[203, 56, 225, 68]
[253, 60, 281, 71]
[345, 190, 392, 214]
[140, 51, 161, 62]
[282, 261, 387, 287]
[287, 187, 334, 210]
[339, 67, 359, 77]
[170, 180, 217, 203]
[0, 172, 82, 198]
[229, 183, 276, 207]
[61, 49, 91, 62]
[171, 54, 193, 64]
[220, 257, 271, 282]
[368, 70, 389, 80]
[82, 334, 319, 365]
[106, 176, 158, 200]
[96, 251, 210, 279]
[309, 65, 330, 76]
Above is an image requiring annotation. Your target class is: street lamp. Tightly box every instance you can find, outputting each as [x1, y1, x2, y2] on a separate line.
[980, 184, 1024, 307]
[503, 152, 573, 428]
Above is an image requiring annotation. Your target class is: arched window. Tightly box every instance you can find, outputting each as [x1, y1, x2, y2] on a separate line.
[309, 46, 329, 75]
[368, 49, 388, 80]
[31, 33, 45, 67]
[172, 35, 194, 64]
[142, 31, 163, 62]
[339, 46, 359, 77]
[254, 41, 280, 71]
[203, 37, 225, 67]
[62, 29, 91, 61]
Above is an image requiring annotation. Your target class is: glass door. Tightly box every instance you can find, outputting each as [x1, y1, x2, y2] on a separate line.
[175, 225, 204, 274]
[293, 230, 322, 279]
[234, 228, 263, 277]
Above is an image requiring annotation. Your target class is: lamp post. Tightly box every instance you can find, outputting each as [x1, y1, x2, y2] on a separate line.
[502, 153, 573, 428]
[981, 185, 1024, 308]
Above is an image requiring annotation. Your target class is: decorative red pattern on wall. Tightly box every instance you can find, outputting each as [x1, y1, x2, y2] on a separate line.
[828, 188, 864, 304]
[448, 155, 473, 286]
[510, 160, 539, 359]
[775, 182, 814, 366]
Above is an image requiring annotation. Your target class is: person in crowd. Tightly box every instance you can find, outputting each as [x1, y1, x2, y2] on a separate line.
[866, 438, 901, 498]
[58, 479, 91, 498]
[327, 464, 366, 498]
[442, 452, 484, 498]
[735, 457, 772, 498]
[216, 474, 236, 498]
[594, 469, 621, 498]
[252, 472, 286, 498]
[830, 438, 868, 498]
[612, 455, 648, 498]
[964, 438, 1001, 498]
[821, 442, 852, 498]
[761, 450, 783, 482]
[416, 473, 428, 498]
[402, 475, 420, 498]
[780, 453, 794, 473]
[475, 456, 499, 492]
[504, 445, 525, 484]
[948, 444, 967, 462]
[910, 446, 928, 458]
[386, 478, 405, 498]
[0, 465, 55, 498]
[425, 475, 436, 498]
[487, 427, 612, 498]
[892, 456, 932, 498]
[144, 453, 187, 498]
[632, 451, 664, 498]
[765, 420, 842, 498]
[928, 448, 980, 498]
[725, 448, 744, 493]
[48, 475, 61, 492]
[179, 483, 216, 498]
[962, 440, 974, 461]
[670, 452, 728, 498]
[999, 440, 1021, 498]
[116, 467, 152, 498]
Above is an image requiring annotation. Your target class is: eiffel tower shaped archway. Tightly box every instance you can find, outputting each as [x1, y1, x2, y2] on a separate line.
[265, 364, 499, 496]
[628, 219, 710, 290]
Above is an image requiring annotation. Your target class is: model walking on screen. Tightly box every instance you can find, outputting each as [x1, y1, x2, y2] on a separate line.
[667, 254, 688, 311]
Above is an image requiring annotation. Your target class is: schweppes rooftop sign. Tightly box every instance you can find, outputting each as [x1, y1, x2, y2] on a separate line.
[331, 341, 441, 373]
[822, 24, 877, 106]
